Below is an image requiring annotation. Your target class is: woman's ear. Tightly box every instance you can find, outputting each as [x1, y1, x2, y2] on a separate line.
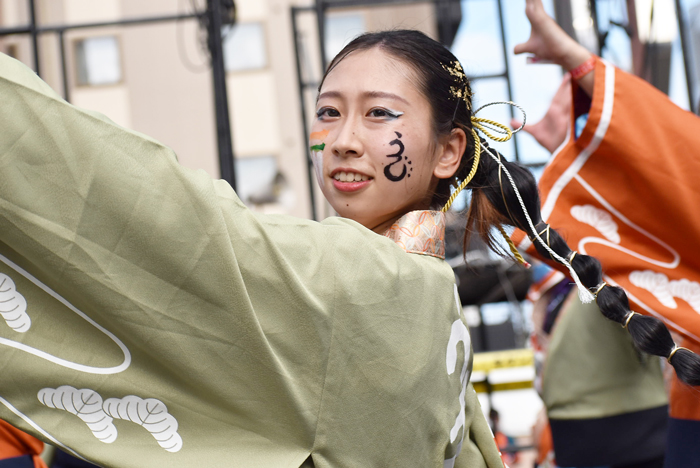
[433, 127, 467, 179]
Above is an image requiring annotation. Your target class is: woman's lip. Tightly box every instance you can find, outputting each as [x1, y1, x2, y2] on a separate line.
[330, 168, 370, 177]
[332, 179, 371, 192]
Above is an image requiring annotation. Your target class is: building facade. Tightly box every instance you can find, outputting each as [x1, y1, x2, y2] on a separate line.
[0, 0, 439, 219]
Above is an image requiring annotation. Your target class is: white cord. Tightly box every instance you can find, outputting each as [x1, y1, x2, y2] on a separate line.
[474, 101, 527, 133]
[480, 141, 595, 304]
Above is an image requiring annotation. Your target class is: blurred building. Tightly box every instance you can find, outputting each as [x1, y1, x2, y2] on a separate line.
[0, 0, 443, 219]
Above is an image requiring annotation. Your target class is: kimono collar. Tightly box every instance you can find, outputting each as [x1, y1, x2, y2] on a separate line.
[383, 210, 446, 260]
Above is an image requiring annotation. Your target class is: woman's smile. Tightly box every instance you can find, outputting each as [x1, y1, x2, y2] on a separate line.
[330, 168, 372, 192]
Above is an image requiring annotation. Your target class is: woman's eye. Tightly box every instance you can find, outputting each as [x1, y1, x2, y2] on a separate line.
[316, 107, 340, 119]
[369, 108, 402, 119]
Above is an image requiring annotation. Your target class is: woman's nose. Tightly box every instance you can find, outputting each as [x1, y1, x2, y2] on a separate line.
[331, 122, 363, 158]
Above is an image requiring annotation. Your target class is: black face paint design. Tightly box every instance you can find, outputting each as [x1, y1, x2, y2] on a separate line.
[384, 131, 412, 182]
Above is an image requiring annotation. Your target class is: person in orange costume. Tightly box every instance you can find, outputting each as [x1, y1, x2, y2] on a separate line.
[511, 1, 700, 467]
[0, 420, 47, 468]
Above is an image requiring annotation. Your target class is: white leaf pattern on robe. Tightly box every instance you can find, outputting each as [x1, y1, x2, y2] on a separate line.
[0, 273, 31, 332]
[667, 278, 700, 313]
[38, 386, 117, 443]
[629, 270, 700, 314]
[570, 205, 621, 244]
[103, 395, 182, 453]
[629, 270, 677, 308]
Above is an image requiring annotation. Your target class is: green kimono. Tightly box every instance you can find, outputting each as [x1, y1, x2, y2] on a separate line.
[0, 53, 502, 467]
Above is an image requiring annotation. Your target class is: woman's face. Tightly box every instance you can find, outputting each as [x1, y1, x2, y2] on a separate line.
[310, 48, 451, 233]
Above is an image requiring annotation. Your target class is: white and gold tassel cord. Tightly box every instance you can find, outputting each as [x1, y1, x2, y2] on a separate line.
[442, 101, 526, 213]
[442, 101, 531, 269]
[480, 140, 595, 303]
[441, 127, 481, 213]
[448, 100, 594, 302]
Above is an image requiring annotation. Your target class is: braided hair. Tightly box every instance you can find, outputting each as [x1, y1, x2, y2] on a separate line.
[321, 29, 700, 386]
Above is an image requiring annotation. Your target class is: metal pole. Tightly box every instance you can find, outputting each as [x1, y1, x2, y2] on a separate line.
[206, 0, 237, 189]
[315, 0, 328, 72]
[0, 13, 203, 36]
[58, 30, 70, 102]
[589, 0, 602, 53]
[495, 0, 519, 162]
[28, 0, 40, 75]
[675, 0, 696, 113]
[291, 8, 318, 220]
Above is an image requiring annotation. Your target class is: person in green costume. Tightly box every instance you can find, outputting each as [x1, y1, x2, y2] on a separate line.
[0, 30, 507, 468]
[1, 24, 698, 468]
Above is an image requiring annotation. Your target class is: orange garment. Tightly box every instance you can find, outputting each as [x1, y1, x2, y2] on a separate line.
[511, 57, 700, 407]
[494, 432, 518, 466]
[536, 422, 554, 466]
[670, 338, 700, 420]
[0, 420, 47, 468]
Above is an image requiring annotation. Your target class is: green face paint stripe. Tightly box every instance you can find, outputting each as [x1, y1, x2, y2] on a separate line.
[310, 143, 325, 151]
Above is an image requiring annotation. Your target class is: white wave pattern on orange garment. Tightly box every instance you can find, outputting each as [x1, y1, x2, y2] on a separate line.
[604, 275, 700, 342]
[574, 175, 680, 269]
[570, 204, 620, 244]
[630, 270, 700, 314]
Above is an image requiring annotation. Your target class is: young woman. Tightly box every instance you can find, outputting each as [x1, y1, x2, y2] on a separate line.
[0, 18, 698, 468]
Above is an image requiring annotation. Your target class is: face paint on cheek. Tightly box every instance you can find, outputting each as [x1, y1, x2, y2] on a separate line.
[310, 129, 328, 186]
[384, 131, 411, 182]
[310, 129, 329, 141]
[311, 150, 324, 186]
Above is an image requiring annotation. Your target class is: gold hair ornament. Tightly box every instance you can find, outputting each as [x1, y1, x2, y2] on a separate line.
[442, 61, 471, 110]
[622, 311, 639, 329]
[668, 345, 689, 363]
[592, 281, 606, 299]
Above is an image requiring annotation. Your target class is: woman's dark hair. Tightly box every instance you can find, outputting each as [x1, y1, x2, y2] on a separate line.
[320, 29, 700, 386]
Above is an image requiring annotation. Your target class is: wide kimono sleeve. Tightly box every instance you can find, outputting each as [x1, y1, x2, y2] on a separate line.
[0, 53, 502, 468]
[510, 57, 700, 465]
[512, 57, 700, 345]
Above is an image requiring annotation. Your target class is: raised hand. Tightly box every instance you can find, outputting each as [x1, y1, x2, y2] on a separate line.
[511, 74, 572, 153]
[514, 0, 594, 94]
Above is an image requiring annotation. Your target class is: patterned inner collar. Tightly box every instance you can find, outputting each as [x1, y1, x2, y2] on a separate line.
[383, 210, 446, 259]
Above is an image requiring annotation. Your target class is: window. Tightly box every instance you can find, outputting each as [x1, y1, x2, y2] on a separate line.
[223, 22, 267, 72]
[324, 13, 366, 63]
[234, 156, 280, 206]
[75, 36, 122, 86]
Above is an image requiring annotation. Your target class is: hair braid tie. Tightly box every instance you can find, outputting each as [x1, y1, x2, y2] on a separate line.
[668, 345, 690, 363]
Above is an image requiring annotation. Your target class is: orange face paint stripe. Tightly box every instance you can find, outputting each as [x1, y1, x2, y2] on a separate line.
[310, 129, 329, 141]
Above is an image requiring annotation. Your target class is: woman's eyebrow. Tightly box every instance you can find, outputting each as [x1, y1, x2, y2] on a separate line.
[364, 91, 409, 105]
[317, 90, 342, 101]
[317, 90, 409, 105]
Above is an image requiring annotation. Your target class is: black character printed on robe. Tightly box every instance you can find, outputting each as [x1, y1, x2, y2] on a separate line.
[384, 131, 410, 181]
